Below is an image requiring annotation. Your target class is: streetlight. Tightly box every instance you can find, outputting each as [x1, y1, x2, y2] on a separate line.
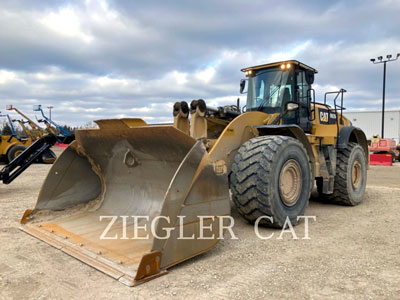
[47, 106, 54, 122]
[370, 53, 400, 138]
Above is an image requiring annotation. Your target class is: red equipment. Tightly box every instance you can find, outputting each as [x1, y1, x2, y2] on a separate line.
[369, 138, 397, 166]
[54, 142, 69, 149]
[370, 153, 393, 166]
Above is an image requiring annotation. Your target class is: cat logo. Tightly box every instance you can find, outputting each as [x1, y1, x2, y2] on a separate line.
[320, 111, 329, 123]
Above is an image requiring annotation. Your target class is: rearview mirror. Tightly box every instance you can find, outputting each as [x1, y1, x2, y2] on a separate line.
[240, 79, 246, 94]
[305, 70, 314, 85]
[286, 102, 299, 111]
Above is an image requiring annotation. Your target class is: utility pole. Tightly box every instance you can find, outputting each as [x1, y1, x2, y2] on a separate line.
[47, 106, 54, 122]
[370, 53, 400, 138]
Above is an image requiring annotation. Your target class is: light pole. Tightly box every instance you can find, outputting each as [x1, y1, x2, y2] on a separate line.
[47, 106, 54, 122]
[370, 53, 400, 138]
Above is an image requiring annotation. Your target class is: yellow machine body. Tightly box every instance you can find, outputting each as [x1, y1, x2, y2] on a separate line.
[0, 135, 32, 162]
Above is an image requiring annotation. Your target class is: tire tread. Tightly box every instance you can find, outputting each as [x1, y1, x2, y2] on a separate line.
[230, 136, 311, 227]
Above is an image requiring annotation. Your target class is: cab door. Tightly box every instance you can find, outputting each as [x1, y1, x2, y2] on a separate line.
[295, 70, 312, 132]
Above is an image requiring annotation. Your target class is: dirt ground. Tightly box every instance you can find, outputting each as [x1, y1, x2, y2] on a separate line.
[0, 148, 399, 300]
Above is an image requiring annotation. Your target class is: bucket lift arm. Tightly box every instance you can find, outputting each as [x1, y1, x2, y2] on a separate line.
[0, 134, 57, 184]
[36, 117, 58, 135]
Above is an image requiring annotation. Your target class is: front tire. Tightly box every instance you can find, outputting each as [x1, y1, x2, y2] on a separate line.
[7, 145, 26, 162]
[230, 136, 312, 228]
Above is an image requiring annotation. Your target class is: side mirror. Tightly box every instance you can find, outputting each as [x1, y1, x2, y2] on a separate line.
[305, 70, 314, 85]
[271, 102, 299, 125]
[240, 79, 246, 94]
[286, 102, 299, 111]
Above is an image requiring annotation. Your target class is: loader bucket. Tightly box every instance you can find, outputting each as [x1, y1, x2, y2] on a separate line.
[20, 119, 230, 286]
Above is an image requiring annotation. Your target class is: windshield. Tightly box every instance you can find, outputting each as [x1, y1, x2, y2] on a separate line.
[246, 69, 293, 112]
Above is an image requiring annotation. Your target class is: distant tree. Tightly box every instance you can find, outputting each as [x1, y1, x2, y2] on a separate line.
[15, 125, 26, 137]
[82, 121, 98, 129]
[1, 121, 13, 135]
[62, 124, 76, 133]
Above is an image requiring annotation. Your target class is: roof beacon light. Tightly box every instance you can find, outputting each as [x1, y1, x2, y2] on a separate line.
[244, 70, 253, 76]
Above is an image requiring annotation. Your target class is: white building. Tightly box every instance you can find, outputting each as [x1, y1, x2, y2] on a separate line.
[344, 110, 400, 143]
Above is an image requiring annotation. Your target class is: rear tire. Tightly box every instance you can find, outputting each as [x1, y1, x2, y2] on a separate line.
[7, 145, 26, 162]
[230, 136, 312, 228]
[323, 143, 367, 205]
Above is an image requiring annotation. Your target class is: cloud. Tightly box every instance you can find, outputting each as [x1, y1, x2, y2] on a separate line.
[40, 6, 93, 43]
[0, 0, 399, 127]
[0, 70, 17, 84]
[195, 67, 216, 83]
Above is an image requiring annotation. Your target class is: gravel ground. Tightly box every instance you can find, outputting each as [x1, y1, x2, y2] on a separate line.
[0, 148, 399, 300]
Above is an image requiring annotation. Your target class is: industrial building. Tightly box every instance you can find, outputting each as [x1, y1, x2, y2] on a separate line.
[344, 110, 400, 143]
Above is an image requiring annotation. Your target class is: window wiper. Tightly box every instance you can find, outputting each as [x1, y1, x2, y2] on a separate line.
[257, 85, 280, 111]
[257, 72, 284, 111]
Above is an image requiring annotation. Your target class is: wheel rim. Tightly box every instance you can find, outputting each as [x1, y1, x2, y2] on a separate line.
[352, 160, 362, 189]
[279, 159, 302, 206]
[14, 150, 23, 158]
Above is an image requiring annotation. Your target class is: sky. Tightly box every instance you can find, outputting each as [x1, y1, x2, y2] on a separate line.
[0, 0, 399, 127]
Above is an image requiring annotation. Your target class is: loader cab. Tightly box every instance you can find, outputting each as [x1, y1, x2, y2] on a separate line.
[242, 60, 317, 133]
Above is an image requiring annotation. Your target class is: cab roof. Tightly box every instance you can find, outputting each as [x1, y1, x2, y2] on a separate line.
[241, 60, 318, 74]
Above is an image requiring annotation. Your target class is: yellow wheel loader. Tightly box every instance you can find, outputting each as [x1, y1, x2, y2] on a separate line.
[20, 60, 368, 286]
[0, 134, 32, 163]
[0, 111, 32, 162]
[5, 105, 56, 164]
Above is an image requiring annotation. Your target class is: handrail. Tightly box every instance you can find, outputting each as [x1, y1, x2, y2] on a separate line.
[324, 89, 347, 148]
[307, 88, 316, 121]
